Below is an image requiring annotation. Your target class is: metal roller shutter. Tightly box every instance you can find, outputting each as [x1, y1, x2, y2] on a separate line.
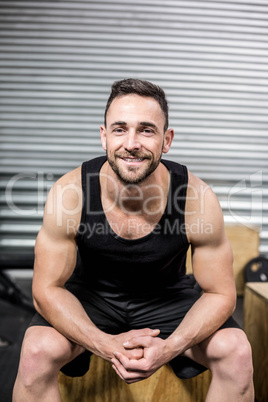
[0, 0, 267, 268]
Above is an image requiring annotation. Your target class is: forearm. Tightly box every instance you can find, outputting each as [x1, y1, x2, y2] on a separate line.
[166, 291, 236, 358]
[33, 286, 112, 360]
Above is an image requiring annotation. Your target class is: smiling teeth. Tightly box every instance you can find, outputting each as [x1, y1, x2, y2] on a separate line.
[124, 158, 143, 162]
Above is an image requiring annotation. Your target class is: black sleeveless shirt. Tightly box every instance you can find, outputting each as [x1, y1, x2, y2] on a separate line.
[74, 156, 191, 297]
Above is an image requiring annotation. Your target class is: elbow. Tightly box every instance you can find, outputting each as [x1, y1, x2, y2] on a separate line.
[215, 283, 237, 318]
[226, 288, 237, 317]
[231, 294, 237, 315]
[33, 299, 41, 315]
[32, 290, 44, 316]
[229, 299, 236, 317]
[230, 280, 237, 313]
[32, 283, 51, 317]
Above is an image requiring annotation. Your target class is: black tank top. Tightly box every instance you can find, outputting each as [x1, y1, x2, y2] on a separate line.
[75, 156, 191, 297]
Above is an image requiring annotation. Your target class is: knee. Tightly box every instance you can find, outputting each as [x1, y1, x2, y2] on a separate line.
[17, 328, 70, 387]
[209, 329, 253, 389]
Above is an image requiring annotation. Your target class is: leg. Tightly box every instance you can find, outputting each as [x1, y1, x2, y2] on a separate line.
[13, 326, 85, 402]
[182, 328, 254, 402]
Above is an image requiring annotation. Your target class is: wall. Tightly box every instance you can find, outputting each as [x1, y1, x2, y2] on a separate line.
[0, 0, 267, 266]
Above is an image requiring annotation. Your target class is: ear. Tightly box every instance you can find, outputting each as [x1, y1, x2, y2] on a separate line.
[100, 125, 107, 151]
[162, 128, 174, 154]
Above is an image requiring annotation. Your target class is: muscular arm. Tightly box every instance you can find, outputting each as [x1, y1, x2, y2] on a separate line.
[32, 168, 105, 355]
[166, 173, 236, 353]
[33, 169, 157, 362]
[167, 233, 235, 356]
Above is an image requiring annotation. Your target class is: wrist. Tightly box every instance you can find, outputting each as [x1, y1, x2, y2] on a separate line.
[85, 327, 113, 360]
[165, 333, 186, 359]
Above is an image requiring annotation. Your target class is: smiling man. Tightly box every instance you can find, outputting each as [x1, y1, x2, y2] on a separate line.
[102, 94, 170, 185]
[13, 79, 254, 401]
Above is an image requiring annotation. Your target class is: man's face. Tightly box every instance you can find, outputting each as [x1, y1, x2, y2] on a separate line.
[100, 94, 173, 185]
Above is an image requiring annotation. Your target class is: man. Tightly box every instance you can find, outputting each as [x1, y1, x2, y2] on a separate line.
[13, 79, 254, 401]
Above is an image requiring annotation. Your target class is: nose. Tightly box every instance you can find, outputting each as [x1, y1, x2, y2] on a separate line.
[123, 130, 141, 152]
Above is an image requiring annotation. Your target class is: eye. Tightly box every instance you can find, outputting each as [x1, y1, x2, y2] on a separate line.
[141, 128, 155, 136]
[113, 127, 126, 135]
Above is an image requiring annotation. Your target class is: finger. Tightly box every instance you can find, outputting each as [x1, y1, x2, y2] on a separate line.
[112, 357, 132, 377]
[112, 364, 144, 384]
[123, 335, 154, 349]
[113, 351, 130, 368]
[113, 351, 148, 372]
[123, 330, 160, 350]
[112, 357, 147, 383]
[126, 347, 143, 360]
[129, 328, 160, 338]
[112, 364, 124, 380]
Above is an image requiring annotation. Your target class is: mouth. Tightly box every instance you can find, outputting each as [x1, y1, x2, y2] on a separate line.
[123, 157, 144, 162]
[120, 156, 147, 166]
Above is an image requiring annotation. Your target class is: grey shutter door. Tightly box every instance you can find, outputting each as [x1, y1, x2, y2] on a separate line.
[0, 0, 268, 267]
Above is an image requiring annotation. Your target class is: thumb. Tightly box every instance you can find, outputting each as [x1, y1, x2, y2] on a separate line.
[142, 328, 160, 337]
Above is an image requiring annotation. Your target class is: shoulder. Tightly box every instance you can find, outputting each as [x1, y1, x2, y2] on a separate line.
[54, 165, 82, 188]
[186, 171, 216, 208]
[185, 171, 225, 246]
[47, 166, 82, 212]
[42, 166, 82, 238]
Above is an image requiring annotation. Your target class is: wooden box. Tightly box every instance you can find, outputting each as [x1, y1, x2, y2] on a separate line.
[58, 355, 211, 402]
[244, 282, 268, 402]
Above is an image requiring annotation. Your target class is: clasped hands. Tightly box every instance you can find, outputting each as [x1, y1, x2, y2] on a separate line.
[108, 328, 171, 384]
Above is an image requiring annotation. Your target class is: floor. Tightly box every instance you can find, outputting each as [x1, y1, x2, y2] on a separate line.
[0, 273, 244, 402]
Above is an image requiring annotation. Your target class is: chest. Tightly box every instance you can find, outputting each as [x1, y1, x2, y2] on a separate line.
[104, 208, 163, 240]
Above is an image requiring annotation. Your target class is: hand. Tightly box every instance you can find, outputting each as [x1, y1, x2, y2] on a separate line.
[111, 333, 172, 383]
[97, 328, 160, 362]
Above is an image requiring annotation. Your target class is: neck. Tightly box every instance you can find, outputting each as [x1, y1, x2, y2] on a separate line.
[100, 161, 170, 216]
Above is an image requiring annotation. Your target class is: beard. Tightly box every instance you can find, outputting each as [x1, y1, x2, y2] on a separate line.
[106, 150, 162, 185]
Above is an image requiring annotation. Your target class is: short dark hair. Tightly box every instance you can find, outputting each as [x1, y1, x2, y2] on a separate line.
[104, 78, 169, 131]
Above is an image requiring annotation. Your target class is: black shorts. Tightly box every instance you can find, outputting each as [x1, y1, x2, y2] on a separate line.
[29, 278, 241, 379]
